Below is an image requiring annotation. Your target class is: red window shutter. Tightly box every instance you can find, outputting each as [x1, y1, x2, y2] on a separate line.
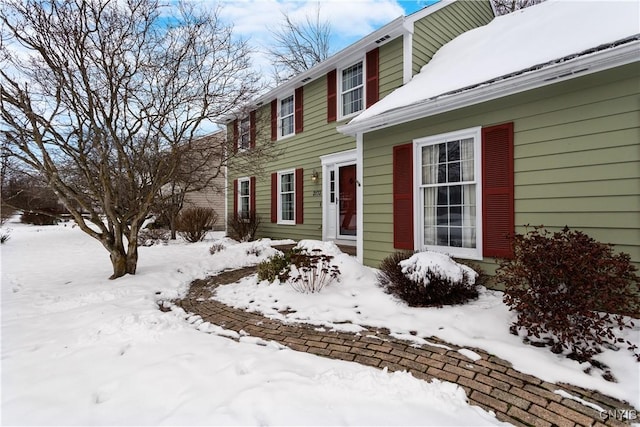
[482, 122, 515, 258]
[233, 179, 238, 217]
[327, 69, 337, 122]
[250, 177, 256, 213]
[393, 143, 413, 250]
[294, 87, 304, 134]
[270, 100, 278, 141]
[232, 120, 239, 153]
[270, 172, 277, 223]
[295, 168, 303, 224]
[365, 48, 379, 108]
[249, 110, 256, 149]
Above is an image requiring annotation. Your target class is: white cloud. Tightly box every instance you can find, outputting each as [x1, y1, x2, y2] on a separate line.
[213, 0, 406, 79]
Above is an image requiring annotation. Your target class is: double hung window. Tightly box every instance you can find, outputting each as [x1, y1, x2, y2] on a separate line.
[340, 61, 363, 117]
[238, 177, 250, 219]
[417, 128, 481, 258]
[239, 117, 250, 151]
[279, 95, 294, 138]
[278, 171, 295, 223]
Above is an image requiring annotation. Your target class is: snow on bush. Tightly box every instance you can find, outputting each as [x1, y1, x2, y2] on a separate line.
[378, 251, 479, 307]
[400, 252, 478, 286]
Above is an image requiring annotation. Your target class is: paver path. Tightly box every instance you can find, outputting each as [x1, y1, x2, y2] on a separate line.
[169, 268, 637, 427]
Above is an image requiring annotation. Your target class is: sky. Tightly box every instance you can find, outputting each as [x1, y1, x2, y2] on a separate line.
[215, 0, 436, 78]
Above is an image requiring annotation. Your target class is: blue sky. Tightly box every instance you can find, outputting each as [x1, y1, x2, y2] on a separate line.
[215, 0, 439, 76]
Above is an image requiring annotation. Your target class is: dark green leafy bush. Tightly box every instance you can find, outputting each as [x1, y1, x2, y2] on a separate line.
[377, 251, 478, 307]
[257, 252, 291, 282]
[497, 226, 640, 365]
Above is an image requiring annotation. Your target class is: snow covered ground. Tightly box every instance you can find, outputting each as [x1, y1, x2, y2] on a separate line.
[1, 219, 638, 426]
[1, 219, 504, 426]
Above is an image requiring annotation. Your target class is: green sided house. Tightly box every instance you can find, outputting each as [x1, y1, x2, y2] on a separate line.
[227, 0, 639, 278]
[337, 0, 640, 274]
[226, 0, 495, 249]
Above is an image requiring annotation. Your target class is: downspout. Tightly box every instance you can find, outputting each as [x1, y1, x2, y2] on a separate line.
[356, 132, 364, 264]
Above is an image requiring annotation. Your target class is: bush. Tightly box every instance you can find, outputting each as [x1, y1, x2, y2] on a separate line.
[377, 251, 478, 307]
[257, 252, 291, 282]
[21, 209, 62, 225]
[137, 228, 170, 246]
[209, 242, 225, 254]
[176, 207, 218, 243]
[497, 226, 640, 363]
[288, 249, 340, 293]
[1, 230, 10, 244]
[227, 211, 260, 242]
[257, 248, 341, 293]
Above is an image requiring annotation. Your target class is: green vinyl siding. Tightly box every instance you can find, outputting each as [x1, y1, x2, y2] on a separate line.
[227, 31, 413, 243]
[378, 37, 404, 98]
[361, 63, 640, 276]
[227, 76, 356, 242]
[412, 0, 494, 75]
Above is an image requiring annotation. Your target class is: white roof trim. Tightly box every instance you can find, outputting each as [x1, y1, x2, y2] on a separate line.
[338, 40, 640, 136]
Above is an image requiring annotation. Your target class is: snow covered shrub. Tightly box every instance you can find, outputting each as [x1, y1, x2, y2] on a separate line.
[177, 207, 218, 243]
[137, 228, 170, 246]
[497, 226, 640, 363]
[257, 252, 291, 282]
[1, 230, 10, 244]
[227, 211, 260, 242]
[377, 251, 479, 307]
[288, 249, 340, 293]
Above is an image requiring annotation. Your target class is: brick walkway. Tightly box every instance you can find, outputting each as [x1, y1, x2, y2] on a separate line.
[169, 268, 637, 427]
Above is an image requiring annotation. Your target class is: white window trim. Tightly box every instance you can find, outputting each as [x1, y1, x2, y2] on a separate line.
[337, 59, 365, 121]
[413, 126, 483, 260]
[277, 169, 296, 225]
[277, 94, 295, 141]
[238, 117, 250, 152]
[237, 177, 251, 218]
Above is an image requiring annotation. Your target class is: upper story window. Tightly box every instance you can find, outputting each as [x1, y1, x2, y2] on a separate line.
[279, 94, 294, 138]
[340, 61, 364, 118]
[239, 117, 250, 151]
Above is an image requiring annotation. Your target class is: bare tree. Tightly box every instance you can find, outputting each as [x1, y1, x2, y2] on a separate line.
[266, 3, 332, 84]
[492, 0, 545, 15]
[0, 0, 268, 279]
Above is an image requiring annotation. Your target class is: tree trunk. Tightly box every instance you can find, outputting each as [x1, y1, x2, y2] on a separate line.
[126, 238, 138, 275]
[169, 213, 177, 240]
[109, 249, 128, 280]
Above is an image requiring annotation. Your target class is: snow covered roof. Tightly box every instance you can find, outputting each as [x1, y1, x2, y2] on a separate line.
[340, 0, 640, 134]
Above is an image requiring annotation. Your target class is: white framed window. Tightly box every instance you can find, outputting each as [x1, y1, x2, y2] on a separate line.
[278, 170, 295, 224]
[415, 127, 482, 259]
[239, 117, 250, 151]
[339, 60, 364, 119]
[237, 177, 250, 219]
[279, 94, 294, 139]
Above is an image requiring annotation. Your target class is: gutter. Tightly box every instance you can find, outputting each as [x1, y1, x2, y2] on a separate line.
[338, 38, 640, 136]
